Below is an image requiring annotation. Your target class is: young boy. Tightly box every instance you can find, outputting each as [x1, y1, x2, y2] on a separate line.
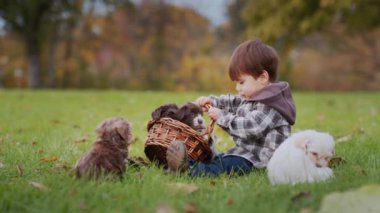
[166, 39, 296, 176]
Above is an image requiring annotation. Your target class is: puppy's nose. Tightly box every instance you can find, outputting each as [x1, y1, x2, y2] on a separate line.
[198, 119, 204, 125]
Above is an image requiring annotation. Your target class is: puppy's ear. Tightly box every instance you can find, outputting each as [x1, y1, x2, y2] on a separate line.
[294, 134, 310, 151]
[116, 122, 133, 144]
[152, 104, 178, 120]
[165, 108, 178, 119]
[95, 120, 108, 138]
[151, 107, 164, 120]
[175, 105, 190, 121]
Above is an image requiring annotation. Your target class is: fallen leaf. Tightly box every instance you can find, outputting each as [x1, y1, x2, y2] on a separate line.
[291, 191, 312, 202]
[16, 164, 23, 176]
[326, 99, 335, 106]
[74, 138, 87, 144]
[55, 163, 71, 171]
[336, 134, 352, 143]
[226, 197, 235, 205]
[30, 181, 49, 191]
[168, 183, 199, 195]
[134, 172, 144, 179]
[319, 184, 380, 213]
[356, 128, 365, 134]
[51, 119, 61, 124]
[127, 156, 149, 167]
[40, 156, 59, 163]
[156, 203, 175, 213]
[300, 208, 313, 213]
[351, 165, 367, 176]
[78, 200, 88, 210]
[183, 202, 198, 213]
[0, 161, 4, 168]
[317, 115, 326, 122]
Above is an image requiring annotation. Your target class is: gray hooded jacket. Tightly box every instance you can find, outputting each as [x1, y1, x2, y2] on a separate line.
[210, 81, 296, 168]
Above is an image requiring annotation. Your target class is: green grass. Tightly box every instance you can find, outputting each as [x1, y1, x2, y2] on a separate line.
[0, 90, 379, 213]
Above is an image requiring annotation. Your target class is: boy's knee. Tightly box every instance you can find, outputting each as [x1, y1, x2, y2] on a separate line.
[189, 160, 224, 177]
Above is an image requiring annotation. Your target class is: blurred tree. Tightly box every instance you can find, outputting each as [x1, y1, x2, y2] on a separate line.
[49, 0, 211, 90]
[0, 0, 132, 89]
[227, 0, 248, 40]
[0, 0, 215, 90]
[242, 0, 380, 86]
[291, 26, 380, 91]
[243, 0, 380, 52]
[0, 0, 79, 88]
[123, 0, 212, 89]
[214, 0, 248, 54]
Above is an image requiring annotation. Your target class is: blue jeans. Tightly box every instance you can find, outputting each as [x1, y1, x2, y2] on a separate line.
[188, 154, 254, 177]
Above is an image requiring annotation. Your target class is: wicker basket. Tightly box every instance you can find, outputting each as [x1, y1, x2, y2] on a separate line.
[144, 117, 214, 167]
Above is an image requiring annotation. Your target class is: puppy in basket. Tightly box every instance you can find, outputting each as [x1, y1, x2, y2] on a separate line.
[151, 102, 218, 157]
[73, 117, 134, 179]
[151, 102, 206, 133]
[267, 130, 335, 185]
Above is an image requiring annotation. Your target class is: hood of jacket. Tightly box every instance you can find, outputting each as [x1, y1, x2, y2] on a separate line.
[248, 81, 296, 125]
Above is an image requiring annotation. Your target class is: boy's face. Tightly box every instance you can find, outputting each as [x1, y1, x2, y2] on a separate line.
[234, 73, 269, 99]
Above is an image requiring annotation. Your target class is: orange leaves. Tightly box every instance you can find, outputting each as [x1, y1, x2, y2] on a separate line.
[40, 156, 59, 163]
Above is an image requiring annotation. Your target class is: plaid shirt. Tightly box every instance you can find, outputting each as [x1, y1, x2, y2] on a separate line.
[210, 94, 292, 169]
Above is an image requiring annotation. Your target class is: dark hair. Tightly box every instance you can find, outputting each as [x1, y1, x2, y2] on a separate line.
[229, 39, 279, 82]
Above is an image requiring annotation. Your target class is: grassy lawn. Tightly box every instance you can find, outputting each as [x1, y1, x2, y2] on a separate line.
[0, 90, 379, 212]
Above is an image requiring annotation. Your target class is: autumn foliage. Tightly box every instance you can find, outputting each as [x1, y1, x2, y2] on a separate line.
[0, 0, 379, 91]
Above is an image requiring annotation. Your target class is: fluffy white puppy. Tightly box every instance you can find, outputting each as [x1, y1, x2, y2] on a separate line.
[267, 130, 335, 185]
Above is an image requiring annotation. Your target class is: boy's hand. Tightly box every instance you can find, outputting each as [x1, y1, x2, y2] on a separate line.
[195, 96, 212, 111]
[207, 106, 221, 121]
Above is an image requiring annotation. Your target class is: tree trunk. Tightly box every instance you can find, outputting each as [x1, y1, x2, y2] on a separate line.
[48, 28, 58, 88]
[0, 66, 3, 88]
[26, 39, 42, 89]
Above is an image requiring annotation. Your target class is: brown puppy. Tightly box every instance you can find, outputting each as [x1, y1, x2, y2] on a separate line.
[73, 117, 133, 179]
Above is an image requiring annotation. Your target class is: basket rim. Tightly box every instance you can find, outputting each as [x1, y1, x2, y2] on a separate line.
[147, 117, 213, 147]
[148, 117, 207, 139]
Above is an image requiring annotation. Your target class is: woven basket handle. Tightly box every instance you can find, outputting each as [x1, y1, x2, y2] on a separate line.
[204, 104, 216, 143]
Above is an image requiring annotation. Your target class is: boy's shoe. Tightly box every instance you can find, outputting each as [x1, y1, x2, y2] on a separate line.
[166, 140, 189, 172]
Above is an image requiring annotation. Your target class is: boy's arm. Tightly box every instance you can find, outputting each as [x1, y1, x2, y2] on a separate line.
[209, 94, 242, 111]
[216, 107, 280, 141]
